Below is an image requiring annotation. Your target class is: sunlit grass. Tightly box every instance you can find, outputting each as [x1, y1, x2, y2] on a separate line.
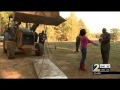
[44, 41, 120, 79]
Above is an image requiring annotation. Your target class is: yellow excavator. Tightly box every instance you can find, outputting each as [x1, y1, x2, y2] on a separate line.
[3, 11, 66, 59]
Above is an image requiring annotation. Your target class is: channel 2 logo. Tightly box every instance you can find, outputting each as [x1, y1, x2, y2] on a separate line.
[92, 64, 110, 72]
[92, 64, 100, 72]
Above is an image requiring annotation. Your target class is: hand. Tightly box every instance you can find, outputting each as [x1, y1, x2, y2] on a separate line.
[100, 37, 103, 39]
[99, 37, 103, 43]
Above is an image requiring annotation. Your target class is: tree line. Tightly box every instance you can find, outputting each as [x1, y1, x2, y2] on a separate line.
[0, 12, 120, 42]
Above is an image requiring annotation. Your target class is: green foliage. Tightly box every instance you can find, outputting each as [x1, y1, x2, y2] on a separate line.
[78, 19, 90, 37]
[110, 28, 120, 42]
[0, 11, 13, 34]
[51, 13, 79, 41]
[20, 22, 27, 28]
[90, 33, 101, 38]
[65, 12, 80, 40]
[46, 26, 55, 41]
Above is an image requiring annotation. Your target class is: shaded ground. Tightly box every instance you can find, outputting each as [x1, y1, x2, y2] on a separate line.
[0, 42, 37, 79]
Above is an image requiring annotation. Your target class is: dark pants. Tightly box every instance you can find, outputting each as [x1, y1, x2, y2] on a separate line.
[39, 41, 45, 46]
[101, 44, 110, 64]
[35, 32, 38, 42]
[80, 47, 87, 64]
[76, 42, 80, 52]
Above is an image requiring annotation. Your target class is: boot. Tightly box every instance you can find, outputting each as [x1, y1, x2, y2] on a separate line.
[79, 63, 82, 69]
[79, 64, 87, 71]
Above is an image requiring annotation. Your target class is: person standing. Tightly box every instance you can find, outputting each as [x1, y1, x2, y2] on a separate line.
[75, 35, 80, 52]
[39, 30, 47, 46]
[99, 28, 110, 64]
[79, 29, 98, 71]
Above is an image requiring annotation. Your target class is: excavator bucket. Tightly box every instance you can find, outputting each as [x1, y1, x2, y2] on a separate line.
[13, 11, 66, 26]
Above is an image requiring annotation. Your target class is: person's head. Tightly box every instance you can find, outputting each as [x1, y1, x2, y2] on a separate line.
[80, 29, 86, 36]
[42, 30, 44, 34]
[102, 28, 107, 34]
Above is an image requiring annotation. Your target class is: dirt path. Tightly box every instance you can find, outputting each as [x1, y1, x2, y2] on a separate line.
[0, 42, 37, 79]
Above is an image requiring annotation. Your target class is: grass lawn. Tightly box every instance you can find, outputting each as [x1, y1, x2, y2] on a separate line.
[43, 41, 120, 79]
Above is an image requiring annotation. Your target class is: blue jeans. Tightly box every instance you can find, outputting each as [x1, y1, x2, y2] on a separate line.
[80, 47, 87, 64]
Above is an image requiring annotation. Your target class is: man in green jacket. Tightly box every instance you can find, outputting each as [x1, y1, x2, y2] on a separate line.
[99, 28, 111, 64]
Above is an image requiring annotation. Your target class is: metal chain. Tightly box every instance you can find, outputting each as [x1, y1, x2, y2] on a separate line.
[45, 39, 63, 72]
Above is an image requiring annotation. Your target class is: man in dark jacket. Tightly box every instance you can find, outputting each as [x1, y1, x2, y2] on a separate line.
[99, 28, 110, 64]
[75, 35, 80, 52]
[39, 30, 47, 46]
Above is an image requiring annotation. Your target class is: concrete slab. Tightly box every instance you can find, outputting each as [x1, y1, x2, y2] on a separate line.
[33, 59, 68, 79]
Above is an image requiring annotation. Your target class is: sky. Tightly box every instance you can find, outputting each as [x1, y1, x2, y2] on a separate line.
[60, 11, 120, 33]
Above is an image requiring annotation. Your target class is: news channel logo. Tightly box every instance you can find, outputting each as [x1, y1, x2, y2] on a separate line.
[92, 64, 110, 74]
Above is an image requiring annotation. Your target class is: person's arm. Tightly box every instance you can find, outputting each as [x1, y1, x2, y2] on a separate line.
[86, 37, 98, 46]
[76, 36, 80, 42]
[86, 37, 94, 44]
[77, 36, 81, 39]
[76, 36, 81, 42]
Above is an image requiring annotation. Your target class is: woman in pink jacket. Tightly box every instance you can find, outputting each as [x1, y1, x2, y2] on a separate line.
[79, 29, 98, 71]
